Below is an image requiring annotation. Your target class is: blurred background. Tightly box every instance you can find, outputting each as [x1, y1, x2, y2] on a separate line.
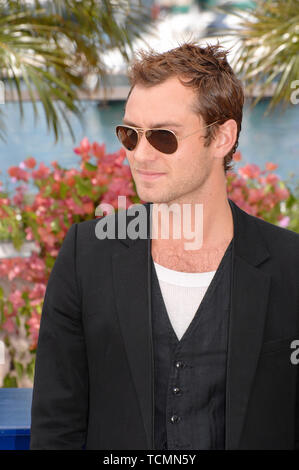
[0, 0, 298, 450]
[0, 0, 298, 409]
[0, 0, 298, 193]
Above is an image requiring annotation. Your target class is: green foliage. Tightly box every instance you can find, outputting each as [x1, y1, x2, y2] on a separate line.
[211, 0, 299, 114]
[3, 375, 18, 388]
[285, 182, 299, 232]
[0, 0, 153, 142]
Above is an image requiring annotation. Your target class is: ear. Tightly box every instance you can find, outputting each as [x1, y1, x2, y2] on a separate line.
[212, 119, 238, 160]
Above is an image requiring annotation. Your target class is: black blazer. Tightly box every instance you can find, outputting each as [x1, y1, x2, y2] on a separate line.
[30, 198, 299, 450]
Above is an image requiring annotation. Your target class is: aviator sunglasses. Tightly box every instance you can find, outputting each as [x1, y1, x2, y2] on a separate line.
[115, 120, 220, 155]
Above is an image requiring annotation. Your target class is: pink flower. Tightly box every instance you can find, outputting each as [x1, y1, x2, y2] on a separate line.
[65, 197, 85, 215]
[32, 162, 51, 180]
[266, 162, 278, 172]
[278, 216, 290, 228]
[13, 186, 27, 206]
[230, 187, 244, 201]
[73, 137, 91, 155]
[248, 188, 264, 204]
[25, 227, 34, 240]
[27, 310, 41, 349]
[24, 157, 36, 169]
[275, 187, 289, 200]
[233, 151, 242, 162]
[266, 173, 279, 185]
[8, 166, 29, 181]
[238, 163, 261, 180]
[83, 201, 94, 214]
[8, 290, 25, 311]
[37, 226, 57, 247]
[107, 178, 135, 197]
[8, 264, 21, 281]
[92, 142, 106, 159]
[28, 283, 46, 300]
[2, 317, 15, 334]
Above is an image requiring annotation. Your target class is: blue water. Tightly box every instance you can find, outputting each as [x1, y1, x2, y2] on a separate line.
[0, 98, 298, 194]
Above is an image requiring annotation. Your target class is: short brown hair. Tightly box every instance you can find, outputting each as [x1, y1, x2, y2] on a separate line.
[126, 40, 244, 173]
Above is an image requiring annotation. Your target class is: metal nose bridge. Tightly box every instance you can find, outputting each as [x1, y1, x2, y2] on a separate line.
[136, 128, 153, 146]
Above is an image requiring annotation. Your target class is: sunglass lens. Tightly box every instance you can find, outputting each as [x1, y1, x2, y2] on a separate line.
[146, 129, 178, 154]
[116, 126, 138, 151]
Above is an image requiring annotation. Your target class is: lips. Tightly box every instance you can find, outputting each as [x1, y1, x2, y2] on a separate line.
[136, 169, 166, 180]
[136, 170, 165, 175]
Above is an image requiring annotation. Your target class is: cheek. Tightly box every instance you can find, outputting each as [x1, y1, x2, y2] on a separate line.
[174, 150, 202, 175]
[125, 152, 134, 169]
[125, 150, 132, 162]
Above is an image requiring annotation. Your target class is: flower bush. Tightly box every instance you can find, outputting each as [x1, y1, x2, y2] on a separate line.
[0, 140, 298, 387]
[226, 151, 298, 229]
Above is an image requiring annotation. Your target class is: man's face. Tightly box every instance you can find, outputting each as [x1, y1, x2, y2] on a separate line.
[123, 76, 217, 204]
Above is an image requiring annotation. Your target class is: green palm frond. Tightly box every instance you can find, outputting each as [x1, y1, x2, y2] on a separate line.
[208, 0, 299, 114]
[0, 0, 153, 143]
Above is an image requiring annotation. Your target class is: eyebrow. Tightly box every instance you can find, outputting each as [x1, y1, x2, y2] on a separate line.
[122, 119, 183, 129]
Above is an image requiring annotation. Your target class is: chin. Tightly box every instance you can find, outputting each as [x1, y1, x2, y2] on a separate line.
[136, 193, 163, 205]
[135, 186, 177, 205]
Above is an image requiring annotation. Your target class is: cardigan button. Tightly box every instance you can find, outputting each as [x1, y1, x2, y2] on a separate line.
[173, 387, 181, 395]
[175, 361, 184, 368]
[170, 415, 180, 424]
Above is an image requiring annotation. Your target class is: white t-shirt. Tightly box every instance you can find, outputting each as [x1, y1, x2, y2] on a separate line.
[153, 261, 216, 341]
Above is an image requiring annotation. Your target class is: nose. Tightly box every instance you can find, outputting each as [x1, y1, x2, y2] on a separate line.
[133, 130, 158, 164]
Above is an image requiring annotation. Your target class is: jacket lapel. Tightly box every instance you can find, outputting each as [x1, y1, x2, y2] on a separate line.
[225, 198, 271, 449]
[111, 204, 153, 449]
[112, 199, 272, 450]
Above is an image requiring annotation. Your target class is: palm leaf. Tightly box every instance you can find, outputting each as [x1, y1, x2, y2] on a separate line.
[0, 0, 153, 143]
[208, 0, 299, 114]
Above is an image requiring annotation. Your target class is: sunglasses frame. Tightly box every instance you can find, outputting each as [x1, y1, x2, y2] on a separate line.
[115, 120, 221, 154]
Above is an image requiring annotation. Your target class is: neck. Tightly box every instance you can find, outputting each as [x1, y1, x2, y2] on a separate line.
[150, 172, 233, 254]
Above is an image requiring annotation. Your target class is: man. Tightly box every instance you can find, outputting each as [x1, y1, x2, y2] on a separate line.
[30, 42, 299, 450]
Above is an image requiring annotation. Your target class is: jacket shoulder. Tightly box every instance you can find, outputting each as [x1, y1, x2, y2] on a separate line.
[249, 213, 299, 264]
[253, 214, 299, 246]
[75, 203, 149, 242]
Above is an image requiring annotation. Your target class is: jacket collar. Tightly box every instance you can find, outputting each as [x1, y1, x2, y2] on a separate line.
[118, 198, 270, 267]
